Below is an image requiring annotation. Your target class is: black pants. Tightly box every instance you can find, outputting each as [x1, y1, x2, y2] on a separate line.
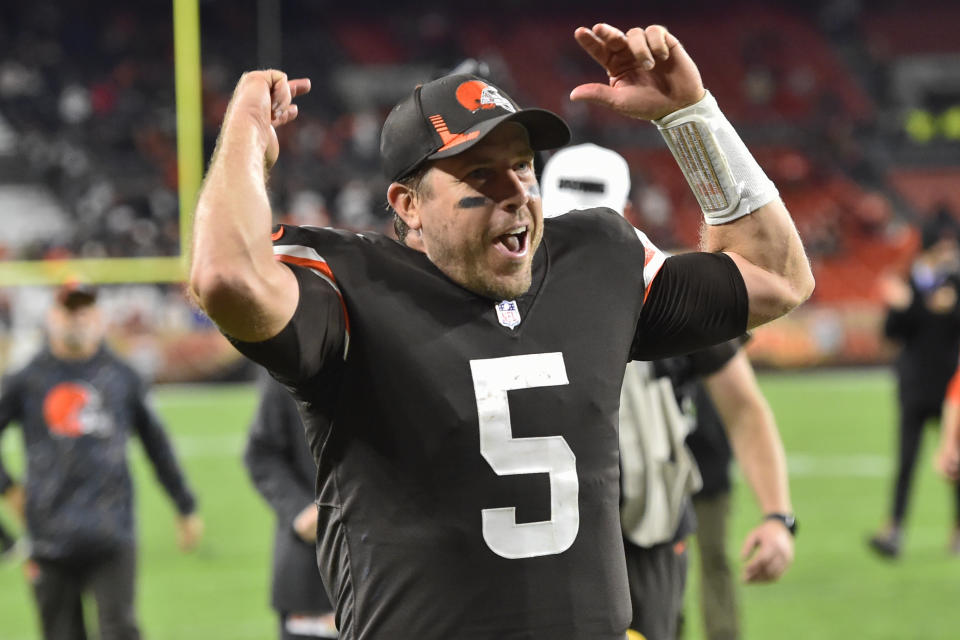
[891, 402, 960, 525]
[32, 546, 140, 640]
[623, 538, 688, 640]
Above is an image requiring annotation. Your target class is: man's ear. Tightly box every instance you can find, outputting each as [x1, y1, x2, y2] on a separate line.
[387, 182, 422, 232]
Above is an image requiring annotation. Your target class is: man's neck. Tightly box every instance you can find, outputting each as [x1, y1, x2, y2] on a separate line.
[48, 342, 100, 362]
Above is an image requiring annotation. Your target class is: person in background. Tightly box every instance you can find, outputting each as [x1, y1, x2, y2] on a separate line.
[543, 143, 795, 640]
[0, 283, 203, 640]
[244, 374, 338, 639]
[871, 215, 960, 558]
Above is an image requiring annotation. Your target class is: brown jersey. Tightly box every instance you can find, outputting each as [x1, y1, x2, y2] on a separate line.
[231, 210, 747, 639]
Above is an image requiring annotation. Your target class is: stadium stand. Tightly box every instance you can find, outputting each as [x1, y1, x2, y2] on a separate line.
[0, 0, 958, 372]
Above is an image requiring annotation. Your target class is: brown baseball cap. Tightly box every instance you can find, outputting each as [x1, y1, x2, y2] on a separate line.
[380, 74, 570, 182]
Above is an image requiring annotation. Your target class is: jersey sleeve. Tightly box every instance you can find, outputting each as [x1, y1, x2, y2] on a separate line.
[228, 242, 348, 387]
[130, 376, 197, 515]
[631, 252, 749, 361]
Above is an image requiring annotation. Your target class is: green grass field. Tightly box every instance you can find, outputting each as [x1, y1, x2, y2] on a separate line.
[1, 371, 958, 639]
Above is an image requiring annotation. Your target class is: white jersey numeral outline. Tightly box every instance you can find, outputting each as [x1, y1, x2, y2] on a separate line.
[469, 352, 579, 559]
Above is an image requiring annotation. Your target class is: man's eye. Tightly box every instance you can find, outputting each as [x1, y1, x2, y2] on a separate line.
[515, 160, 532, 173]
[468, 168, 492, 180]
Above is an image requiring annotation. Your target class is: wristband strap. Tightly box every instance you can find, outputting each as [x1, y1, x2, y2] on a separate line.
[765, 512, 797, 537]
[654, 91, 779, 225]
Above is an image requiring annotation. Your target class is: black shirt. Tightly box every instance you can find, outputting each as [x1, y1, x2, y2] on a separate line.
[0, 346, 196, 560]
[885, 273, 960, 409]
[231, 210, 747, 640]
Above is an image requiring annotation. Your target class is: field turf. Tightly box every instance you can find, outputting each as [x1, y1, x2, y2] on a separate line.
[1, 371, 958, 639]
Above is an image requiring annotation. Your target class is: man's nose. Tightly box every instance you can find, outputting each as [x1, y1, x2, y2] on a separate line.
[497, 170, 529, 213]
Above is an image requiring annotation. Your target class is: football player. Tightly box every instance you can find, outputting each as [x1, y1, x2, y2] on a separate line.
[191, 23, 813, 639]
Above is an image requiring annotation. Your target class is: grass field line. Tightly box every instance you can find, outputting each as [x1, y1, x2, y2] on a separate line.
[786, 452, 890, 477]
[171, 433, 246, 457]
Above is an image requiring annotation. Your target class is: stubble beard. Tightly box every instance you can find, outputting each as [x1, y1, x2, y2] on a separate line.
[430, 242, 534, 301]
[469, 267, 532, 301]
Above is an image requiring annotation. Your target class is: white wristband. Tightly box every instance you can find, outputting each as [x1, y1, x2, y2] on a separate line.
[654, 91, 779, 225]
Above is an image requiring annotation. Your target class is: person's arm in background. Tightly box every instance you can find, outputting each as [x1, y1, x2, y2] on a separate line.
[879, 272, 918, 340]
[0, 374, 25, 525]
[936, 366, 960, 481]
[570, 23, 814, 329]
[704, 350, 794, 583]
[131, 378, 203, 551]
[244, 379, 318, 544]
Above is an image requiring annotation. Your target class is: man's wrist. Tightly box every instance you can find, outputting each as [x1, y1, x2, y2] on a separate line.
[764, 512, 797, 536]
[654, 90, 778, 225]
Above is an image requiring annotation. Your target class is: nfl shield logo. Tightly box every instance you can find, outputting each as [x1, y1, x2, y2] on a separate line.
[495, 300, 522, 329]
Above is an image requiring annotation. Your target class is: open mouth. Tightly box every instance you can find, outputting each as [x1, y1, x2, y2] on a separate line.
[494, 226, 529, 258]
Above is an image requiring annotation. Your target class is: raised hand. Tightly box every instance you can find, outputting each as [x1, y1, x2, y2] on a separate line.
[570, 23, 705, 121]
[223, 70, 312, 169]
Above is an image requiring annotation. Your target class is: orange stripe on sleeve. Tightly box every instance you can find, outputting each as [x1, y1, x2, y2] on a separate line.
[274, 254, 352, 340]
[275, 254, 338, 286]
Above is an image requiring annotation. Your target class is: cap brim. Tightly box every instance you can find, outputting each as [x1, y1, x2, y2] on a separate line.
[428, 108, 570, 161]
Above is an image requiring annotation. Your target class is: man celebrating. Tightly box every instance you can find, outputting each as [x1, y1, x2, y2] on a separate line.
[191, 23, 813, 639]
[0, 284, 202, 640]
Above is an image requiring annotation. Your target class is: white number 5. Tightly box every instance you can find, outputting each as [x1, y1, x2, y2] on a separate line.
[470, 353, 579, 559]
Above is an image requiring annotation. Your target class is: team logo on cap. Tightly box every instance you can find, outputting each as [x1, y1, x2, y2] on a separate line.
[43, 382, 113, 438]
[495, 300, 522, 329]
[456, 80, 516, 114]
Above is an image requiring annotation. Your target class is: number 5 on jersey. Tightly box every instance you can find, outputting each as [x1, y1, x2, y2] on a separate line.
[470, 353, 579, 559]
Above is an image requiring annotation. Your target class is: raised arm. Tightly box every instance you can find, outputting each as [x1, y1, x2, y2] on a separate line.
[189, 70, 311, 342]
[571, 23, 814, 328]
[704, 349, 794, 583]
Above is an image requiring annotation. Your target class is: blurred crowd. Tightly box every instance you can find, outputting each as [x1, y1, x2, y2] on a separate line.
[0, 0, 959, 374]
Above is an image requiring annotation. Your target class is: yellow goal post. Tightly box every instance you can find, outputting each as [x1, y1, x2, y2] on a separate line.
[0, 0, 202, 287]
